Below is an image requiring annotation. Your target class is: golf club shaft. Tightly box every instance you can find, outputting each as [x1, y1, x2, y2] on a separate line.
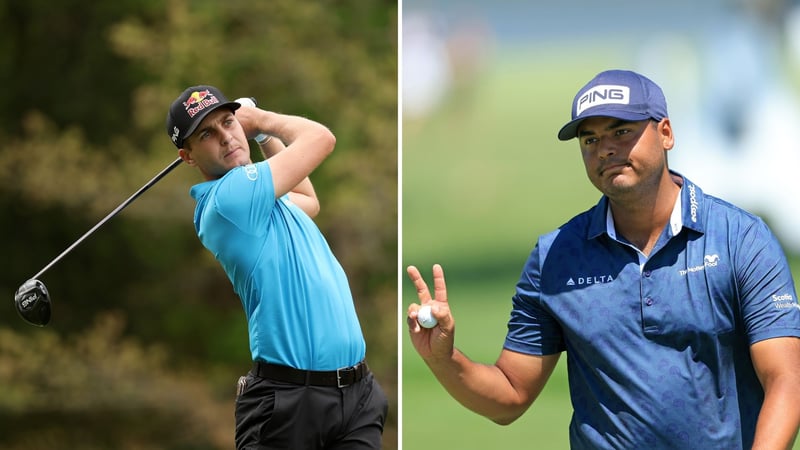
[32, 157, 183, 280]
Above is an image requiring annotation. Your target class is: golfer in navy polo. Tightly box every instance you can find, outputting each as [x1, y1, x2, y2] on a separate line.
[406, 70, 800, 449]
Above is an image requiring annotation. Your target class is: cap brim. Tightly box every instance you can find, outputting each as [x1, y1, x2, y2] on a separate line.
[182, 100, 242, 141]
[557, 111, 651, 141]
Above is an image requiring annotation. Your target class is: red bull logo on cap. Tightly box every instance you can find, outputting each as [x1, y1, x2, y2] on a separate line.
[182, 89, 220, 118]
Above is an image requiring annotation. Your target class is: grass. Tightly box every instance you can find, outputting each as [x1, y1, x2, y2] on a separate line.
[401, 278, 573, 449]
[401, 54, 606, 449]
[401, 52, 800, 449]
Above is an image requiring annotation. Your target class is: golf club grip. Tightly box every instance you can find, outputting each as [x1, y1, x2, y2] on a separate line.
[31, 157, 183, 280]
[235, 97, 269, 143]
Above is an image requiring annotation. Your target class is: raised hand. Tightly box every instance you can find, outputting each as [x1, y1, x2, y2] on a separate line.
[406, 264, 455, 361]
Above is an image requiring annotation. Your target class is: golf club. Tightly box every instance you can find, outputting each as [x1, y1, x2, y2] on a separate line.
[14, 157, 183, 327]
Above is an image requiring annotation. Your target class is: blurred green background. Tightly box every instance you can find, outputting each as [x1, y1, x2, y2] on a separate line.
[0, 1, 397, 448]
[401, 55, 614, 450]
[401, 1, 800, 448]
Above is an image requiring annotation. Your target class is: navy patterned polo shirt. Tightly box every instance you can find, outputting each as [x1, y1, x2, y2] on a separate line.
[505, 172, 800, 449]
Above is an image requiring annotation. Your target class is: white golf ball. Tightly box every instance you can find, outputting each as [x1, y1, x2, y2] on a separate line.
[417, 305, 438, 328]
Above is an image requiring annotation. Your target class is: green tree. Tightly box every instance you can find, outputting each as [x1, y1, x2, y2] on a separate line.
[0, 0, 397, 448]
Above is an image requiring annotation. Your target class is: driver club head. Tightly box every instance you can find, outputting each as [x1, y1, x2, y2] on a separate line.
[14, 279, 51, 327]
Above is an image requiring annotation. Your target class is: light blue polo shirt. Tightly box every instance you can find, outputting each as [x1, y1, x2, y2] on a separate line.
[505, 172, 800, 449]
[190, 161, 366, 371]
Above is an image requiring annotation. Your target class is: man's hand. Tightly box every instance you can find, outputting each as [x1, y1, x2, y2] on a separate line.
[407, 264, 455, 362]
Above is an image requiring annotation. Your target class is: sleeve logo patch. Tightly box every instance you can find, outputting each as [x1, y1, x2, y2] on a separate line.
[772, 293, 800, 310]
[244, 164, 258, 181]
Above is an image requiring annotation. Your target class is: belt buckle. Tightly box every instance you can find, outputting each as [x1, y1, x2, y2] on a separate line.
[336, 366, 353, 388]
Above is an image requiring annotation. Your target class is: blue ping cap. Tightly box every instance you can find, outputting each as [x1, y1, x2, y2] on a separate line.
[557, 70, 668, 141]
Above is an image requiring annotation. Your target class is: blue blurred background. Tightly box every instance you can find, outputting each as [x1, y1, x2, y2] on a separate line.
[405, 0, 800, 251]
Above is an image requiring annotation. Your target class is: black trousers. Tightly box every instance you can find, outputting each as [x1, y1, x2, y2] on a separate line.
[234, 368, 388, 449]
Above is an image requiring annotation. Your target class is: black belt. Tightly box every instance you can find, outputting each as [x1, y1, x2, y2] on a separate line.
[253, 360, 369, 388]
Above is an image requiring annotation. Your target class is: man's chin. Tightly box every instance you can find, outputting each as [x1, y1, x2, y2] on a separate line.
[602, 174, 637, 194]
[227, 153, 252, 167]
[208, 162, 246, 178]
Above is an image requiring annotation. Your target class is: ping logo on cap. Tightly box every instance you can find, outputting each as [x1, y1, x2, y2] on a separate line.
[576, 85, 630, 116]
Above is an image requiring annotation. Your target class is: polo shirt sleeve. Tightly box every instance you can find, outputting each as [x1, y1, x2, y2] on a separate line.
[213, 161, 276, 235]
[736, 218, 800, 344]
[504, 240, 566, 356]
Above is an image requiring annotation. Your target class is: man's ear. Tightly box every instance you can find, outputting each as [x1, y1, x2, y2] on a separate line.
[657, 118, 674, 151]
[178, 148, 196, 166]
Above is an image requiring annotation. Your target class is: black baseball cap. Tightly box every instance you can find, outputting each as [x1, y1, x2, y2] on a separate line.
[166, 85, 241, 148]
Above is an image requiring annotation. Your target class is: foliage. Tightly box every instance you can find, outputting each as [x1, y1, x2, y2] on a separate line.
[0, 0, 397, 448]
[0, 314, 231, 449]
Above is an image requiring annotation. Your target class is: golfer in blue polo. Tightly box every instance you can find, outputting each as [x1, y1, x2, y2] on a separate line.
[167, 86, 387, 449]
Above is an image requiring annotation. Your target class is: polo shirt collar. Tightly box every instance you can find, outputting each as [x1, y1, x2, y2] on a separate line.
[587, 170, 706, 241]
[675, 171, 705, 234]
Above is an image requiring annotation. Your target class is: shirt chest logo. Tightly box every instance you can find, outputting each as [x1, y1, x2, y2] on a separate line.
[678, 254, 720, 276]
[566, 275, 615, 286]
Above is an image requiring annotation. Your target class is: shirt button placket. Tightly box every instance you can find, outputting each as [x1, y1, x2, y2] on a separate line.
[641, 267, 658, 333]
[643, 270, 654, 305]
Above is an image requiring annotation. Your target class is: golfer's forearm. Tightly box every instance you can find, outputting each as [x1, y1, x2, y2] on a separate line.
[288, 181, 320, 217]
[258, 112, 335, 153]
[752, 378, 800, 449]
[257, 132, 285, 159]
[258, 138, 319, 214]
[426, 349, 528, 425]
[256, 112, 335, 198]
